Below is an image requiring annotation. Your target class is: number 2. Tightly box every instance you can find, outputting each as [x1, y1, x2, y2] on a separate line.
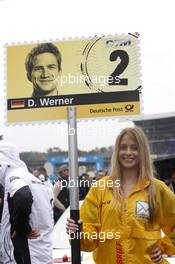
[108, 50, 129, 85]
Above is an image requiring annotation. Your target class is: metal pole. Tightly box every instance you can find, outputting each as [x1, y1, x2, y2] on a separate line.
[67, 106, 81, 264]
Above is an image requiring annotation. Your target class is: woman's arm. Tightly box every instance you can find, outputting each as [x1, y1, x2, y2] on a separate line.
[79, 185, 101, 251]
[66, 185, 101, 252]
[156, 180, 175, 255]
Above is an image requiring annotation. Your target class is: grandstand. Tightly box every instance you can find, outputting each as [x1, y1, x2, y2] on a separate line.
[133, 112, 175, 180]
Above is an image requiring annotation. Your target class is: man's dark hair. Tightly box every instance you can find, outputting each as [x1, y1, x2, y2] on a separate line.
[39, 167, 47, 176]
[98, 169, 103, 172]
[25, 42, 62, 81]
[97, 169, 105, 174]
[171, 167, 175, 175]
[81, 173, 89, 178]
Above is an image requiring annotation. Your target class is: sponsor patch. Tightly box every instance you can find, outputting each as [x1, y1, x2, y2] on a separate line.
[9, 176, 21, 183]
[136, 201, 150, 219]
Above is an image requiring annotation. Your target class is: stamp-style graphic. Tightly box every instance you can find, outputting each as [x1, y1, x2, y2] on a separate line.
[6, 34, 141, 123]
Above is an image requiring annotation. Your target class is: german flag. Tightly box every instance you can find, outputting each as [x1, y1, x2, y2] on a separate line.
[11, 100, 25, 108]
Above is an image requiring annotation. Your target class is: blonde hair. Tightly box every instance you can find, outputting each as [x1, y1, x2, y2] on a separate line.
[110, 126, 156, 222]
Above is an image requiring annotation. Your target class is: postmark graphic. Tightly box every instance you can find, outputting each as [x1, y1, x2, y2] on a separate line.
[6, 34, 141, 123]
[81, 35, 134, 92]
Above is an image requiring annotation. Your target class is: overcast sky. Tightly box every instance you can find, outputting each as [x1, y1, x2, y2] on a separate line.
[0, 0, 174, 152]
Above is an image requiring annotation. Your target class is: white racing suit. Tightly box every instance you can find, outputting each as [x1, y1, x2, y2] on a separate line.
[28, 174, 54, 264]
[0, 141, 54, 264]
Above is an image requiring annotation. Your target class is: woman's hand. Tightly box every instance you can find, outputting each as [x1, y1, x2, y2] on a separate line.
[11, 228, 40, 240]
[27, 228, 40, 239]
[60, 205, 66, 212]
[66, 218, 83, 235]
[150, 247, 162, 263]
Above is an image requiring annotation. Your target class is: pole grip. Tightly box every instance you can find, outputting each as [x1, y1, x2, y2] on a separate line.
[70, 209, 81, 263]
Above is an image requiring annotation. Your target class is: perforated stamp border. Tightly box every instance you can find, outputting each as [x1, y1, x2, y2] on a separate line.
[4, 32, 142, 126]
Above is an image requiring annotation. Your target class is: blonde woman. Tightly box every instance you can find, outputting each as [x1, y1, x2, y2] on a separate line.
[66, 126, 175, 263]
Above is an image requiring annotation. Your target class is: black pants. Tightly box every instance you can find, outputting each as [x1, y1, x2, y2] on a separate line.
[12, 236, 31, 264]
[53, 206, 63, 224]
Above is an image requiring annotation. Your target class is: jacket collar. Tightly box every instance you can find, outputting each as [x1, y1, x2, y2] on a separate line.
[132, 179, 151, 193]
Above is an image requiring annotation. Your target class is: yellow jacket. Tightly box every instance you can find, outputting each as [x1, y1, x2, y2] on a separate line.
[80, 177, 175, 264]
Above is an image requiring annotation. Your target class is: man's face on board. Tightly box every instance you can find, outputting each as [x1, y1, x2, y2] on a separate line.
[31, 52, 60, 95]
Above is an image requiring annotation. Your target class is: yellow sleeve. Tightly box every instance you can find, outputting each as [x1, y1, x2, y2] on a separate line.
[80, 185, 101, 252]
[156, 180, 175, 255]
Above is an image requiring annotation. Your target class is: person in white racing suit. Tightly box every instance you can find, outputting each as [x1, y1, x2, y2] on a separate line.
[0, 139, 54, 264]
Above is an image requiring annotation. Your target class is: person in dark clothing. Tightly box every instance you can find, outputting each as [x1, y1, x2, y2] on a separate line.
[8, 186, 33, 264]
[79, 173, 90, 200]
[96, 169, 105, 180]
[0, 141, 39, 264]
[167, 168, 175, 193]
[0, 184, 4, 223]
[53, 164, 69, 223]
